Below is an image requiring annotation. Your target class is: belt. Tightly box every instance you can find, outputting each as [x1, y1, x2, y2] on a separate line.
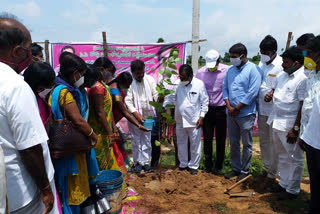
[208, 105, 226, 110]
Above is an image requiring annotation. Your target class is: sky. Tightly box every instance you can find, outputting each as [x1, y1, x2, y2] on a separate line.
[2, 0, 320, 57]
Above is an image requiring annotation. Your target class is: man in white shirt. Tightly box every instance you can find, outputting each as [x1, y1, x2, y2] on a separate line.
[266, 46, 307, 200]
[0, 145, 8, 214]
[125, 59, 158, 173]
[257, 35, 283, 179]
[296, 33, 315, 77]
[0, 14, 56, 213]
[164, 64, 209, 175]
[300, 94, 320, 214]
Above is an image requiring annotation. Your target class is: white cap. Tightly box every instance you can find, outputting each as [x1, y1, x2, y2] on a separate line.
[205, 49, 220, 68]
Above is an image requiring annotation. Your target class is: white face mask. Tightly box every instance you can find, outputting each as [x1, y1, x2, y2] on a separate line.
[230, 55, 243, 66]
[74, 76, 84, 88]
[39, 87, 53, 99]
[179, 81, 189, 87]
[260, 54, 271, 63]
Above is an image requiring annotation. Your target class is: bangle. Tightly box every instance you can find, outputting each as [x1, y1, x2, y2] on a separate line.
[88, 128, 94, 137]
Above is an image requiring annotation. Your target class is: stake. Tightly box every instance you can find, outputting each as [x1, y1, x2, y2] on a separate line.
[102, 32, 108, 57]
[285, 32, 293, 51]
[45, 40, 50, 64]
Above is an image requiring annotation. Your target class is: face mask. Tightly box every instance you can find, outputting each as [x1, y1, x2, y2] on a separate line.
[39, 87, 53, 99]
[284, 64, 297, 75]
[302, 50, 307, 57]
[0, 48, 32, 73]
[208, 65, 218, 72]
[179, 81, 189, 87]
[230, 55, 243, 66]
[260, 54, 271, 63]
[74, 75, 84, 88]
[304, 57, 317, 71]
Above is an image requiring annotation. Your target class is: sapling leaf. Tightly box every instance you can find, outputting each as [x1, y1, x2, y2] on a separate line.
[171, 70, 178, 75]
[165, 104, 175, 109]
[149, 101, 162, 108]
[168, 63, 177, 70]
[165, 69, 172, 78]
[175, 58, 183, 64]
[155, 140, 161, 146]
[161, 113, 172, 119]
[158, 68, 165, 75]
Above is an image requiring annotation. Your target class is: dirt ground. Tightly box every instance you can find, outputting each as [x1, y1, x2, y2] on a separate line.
[124, 169, 310, 214]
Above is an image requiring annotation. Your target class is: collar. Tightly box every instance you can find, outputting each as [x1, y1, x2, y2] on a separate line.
[238, 61, 249, 71]
[0, 62, 17, 75]
[289, 66, 304, 77]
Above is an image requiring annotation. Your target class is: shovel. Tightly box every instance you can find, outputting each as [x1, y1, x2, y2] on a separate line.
[229, 192, 255, 197]
[224, 174, 252, 195]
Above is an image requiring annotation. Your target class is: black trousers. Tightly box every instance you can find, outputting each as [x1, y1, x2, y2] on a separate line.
[305, 143, 320, 214]
[203, 106, 227, 170]
[151, 135, 161, 167]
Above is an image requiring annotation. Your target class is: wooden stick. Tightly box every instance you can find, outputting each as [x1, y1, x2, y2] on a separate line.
[224, 174, 252, 193]
[285, 32, 293, 50]
[44, 40, 50, 64]
[102, 32, 107, 57]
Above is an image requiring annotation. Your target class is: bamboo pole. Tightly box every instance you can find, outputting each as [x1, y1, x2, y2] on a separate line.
[44, 40, 50, 64]
[102, 32, 107, 57]
[285, 32, 293, 50]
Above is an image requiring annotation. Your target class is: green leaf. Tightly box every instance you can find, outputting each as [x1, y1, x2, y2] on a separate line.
[156, 85, 162, 93]
[158, 68, 165, 75]
[165, 69, 172, 78]
[171, 70, 178, 75]
[175, 58, 183, 64]
[168, 63, 177, 70]
[155, 140, 161, 146]
[161, 113, 172, 119]
[146, 116, 153, 119]
[164, 79, 175, 86]
[166, 118, 176, 125]
[165, 104, 175, 109]
[149, 101, 162, 108]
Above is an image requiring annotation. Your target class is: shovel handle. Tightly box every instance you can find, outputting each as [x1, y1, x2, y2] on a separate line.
[224, 174, 252, 193]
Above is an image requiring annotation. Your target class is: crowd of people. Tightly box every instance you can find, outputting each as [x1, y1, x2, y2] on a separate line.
[0, 14, 320, 214]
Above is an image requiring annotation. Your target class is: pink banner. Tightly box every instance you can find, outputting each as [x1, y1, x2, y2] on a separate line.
[50, 42, 186, 81]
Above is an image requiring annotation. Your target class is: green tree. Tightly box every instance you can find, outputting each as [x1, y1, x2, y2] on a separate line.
[252, 52, 261, 62]
[222, 52, 230, 63]
[157, 38, 165, 43]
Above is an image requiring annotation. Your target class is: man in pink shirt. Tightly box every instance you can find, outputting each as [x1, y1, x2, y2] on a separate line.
[196, 49, 229, 174]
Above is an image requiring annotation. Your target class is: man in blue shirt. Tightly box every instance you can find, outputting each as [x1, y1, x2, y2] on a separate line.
[222, 43, 262, 181]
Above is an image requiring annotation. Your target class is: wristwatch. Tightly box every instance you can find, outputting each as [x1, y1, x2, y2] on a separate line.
[293, 125, 300, 132]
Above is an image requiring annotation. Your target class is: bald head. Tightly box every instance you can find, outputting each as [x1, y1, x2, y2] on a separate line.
[0, 13, 32, 72]
[0, 14, 31, 54]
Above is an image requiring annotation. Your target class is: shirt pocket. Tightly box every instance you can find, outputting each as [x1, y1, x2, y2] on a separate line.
[188, 91, 199, 104]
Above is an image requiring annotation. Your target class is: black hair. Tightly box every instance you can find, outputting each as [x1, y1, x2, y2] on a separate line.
[296, 33, 315, 46]
[260, 35, 278, 52]
[179, 64, 193, 77]
[0, 13, 26, 53]
[281, 46, 304, 65]
[93, 57, 116, 75]
[157, 45, 178, 61]
[60, 53, 87, 79]
[23, 62, 55, 92]
[59, 51, 72, 64]
[30, 43, 43, 56]
[84, 64, 100, 87]
[108, 72, 133, 86]
[61, 45, 75, 54]
[305, 37, 320, 53]
[229, 43, 247, 56]
[130, 59, 145, 73]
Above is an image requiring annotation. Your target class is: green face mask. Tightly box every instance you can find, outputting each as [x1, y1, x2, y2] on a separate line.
[208, 65, 218, 72]
[284, 65, 296, 75]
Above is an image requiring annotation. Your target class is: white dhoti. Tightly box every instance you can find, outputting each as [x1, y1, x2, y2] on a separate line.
[11, 179, 60, 214]
[258, 114, 278, 178]
[176, 123, 202, 169]
[128, 121, 152, 166]
[272, 129, 304, 195]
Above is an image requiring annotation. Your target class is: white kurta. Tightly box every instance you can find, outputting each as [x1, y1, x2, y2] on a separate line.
[0, 62, 55, 212]
[0, 145, 7, 214]
[257, 55, 283, 178]
[164, 78, 209, 169]
[267, 67, 307, 195]
[125, 74, 158, 166]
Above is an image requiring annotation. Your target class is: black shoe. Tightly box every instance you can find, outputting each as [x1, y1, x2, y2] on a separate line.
[189, 168, 198, 175]
[133, 163, 142, 173]
[143, 165, 153, 173]
[212, 168, 223, 175]
[236, 172, 250, 182]
[269, 184, 286, 193]
[202, 168, 212, 173]
[179, 167, 188, 171]
[276, 192, 298, 200]
[224, 170, 240, 179]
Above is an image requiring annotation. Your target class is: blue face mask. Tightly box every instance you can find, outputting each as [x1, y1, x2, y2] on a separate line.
[302, 50, 307, 57]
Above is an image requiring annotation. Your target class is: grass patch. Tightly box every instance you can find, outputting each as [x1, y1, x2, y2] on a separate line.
[214, 202, 229, 212]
